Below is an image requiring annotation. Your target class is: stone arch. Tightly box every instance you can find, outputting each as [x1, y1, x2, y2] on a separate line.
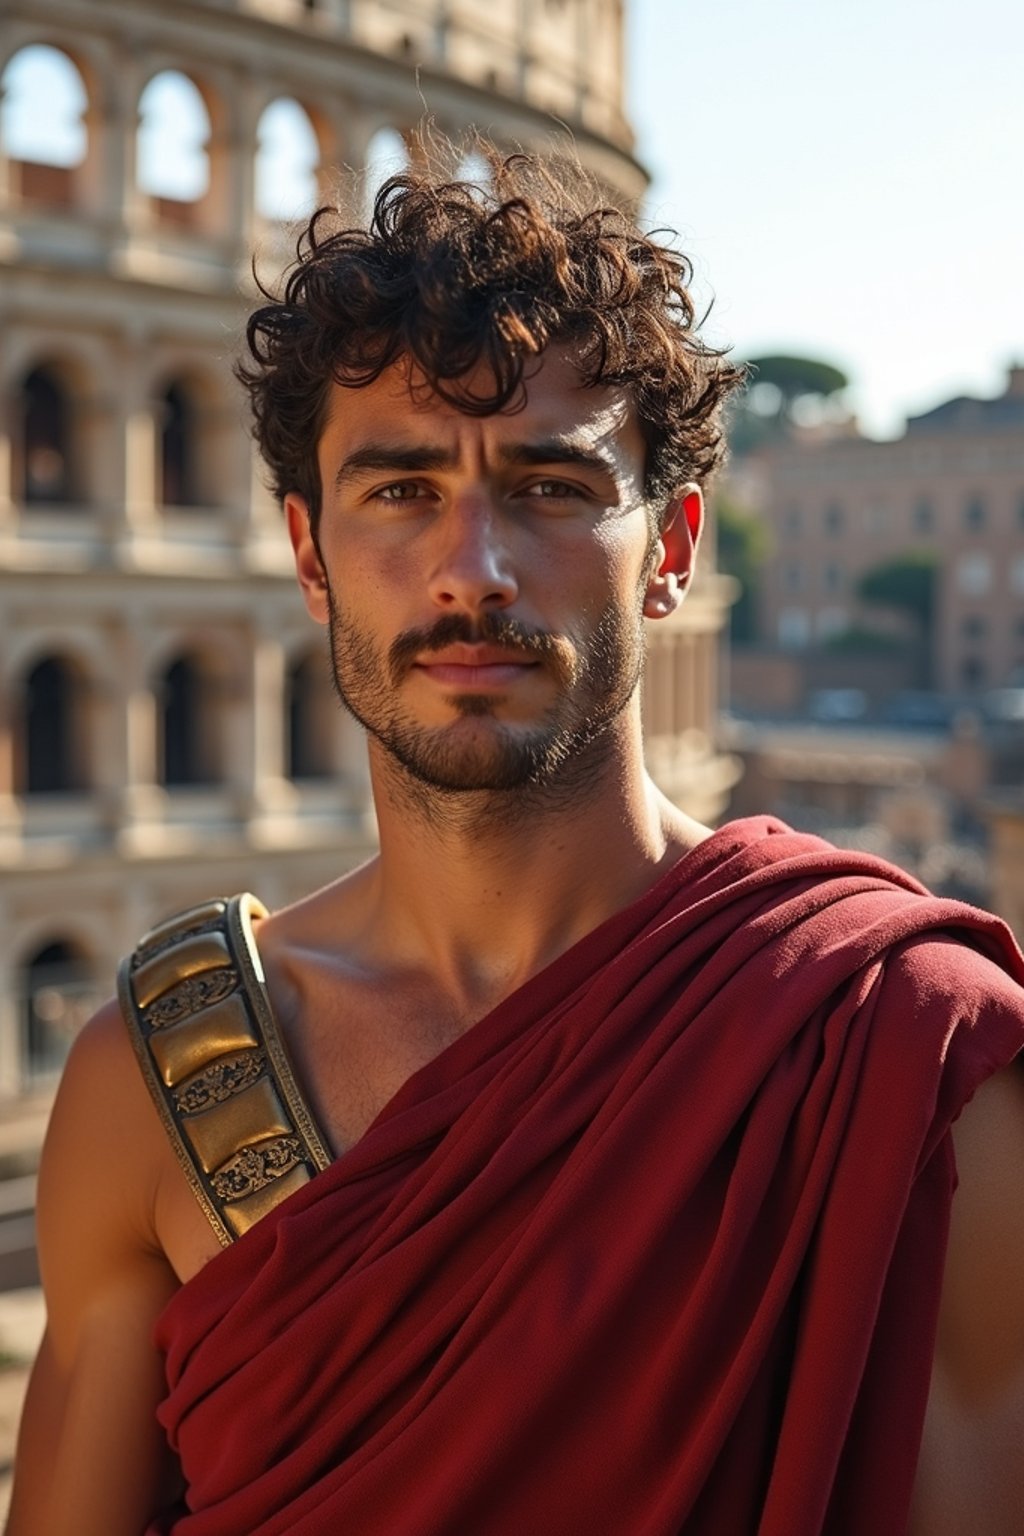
[0, 42, 88, 209]
[13, 651, 92, 795]
[3, 623, 111, 691]
[145, 355, 241, 513]
[153, 645, 234, 788]
[285, 644, 335, 780]
[13, 359, 83, 505]
[7, 335, 111, 511]
[136, 66, 227, 235]
[255, 96, 325, 223]
[17, 933, 97, 1082]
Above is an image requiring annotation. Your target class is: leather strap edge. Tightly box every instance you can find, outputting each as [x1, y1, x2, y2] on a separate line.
[227, 894, 333, 1174]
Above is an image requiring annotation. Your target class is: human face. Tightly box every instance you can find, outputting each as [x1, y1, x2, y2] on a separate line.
[288, 347, 698, 797]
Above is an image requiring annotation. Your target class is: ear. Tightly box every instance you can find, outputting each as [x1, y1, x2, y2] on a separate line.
[286, 493, 330, 626]
[642, 484, 704, 620]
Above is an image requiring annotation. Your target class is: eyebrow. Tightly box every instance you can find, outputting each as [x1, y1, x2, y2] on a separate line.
[498, 440, 619, 477]
[334, 446, 455, 489]
[333, 438, 620, 490]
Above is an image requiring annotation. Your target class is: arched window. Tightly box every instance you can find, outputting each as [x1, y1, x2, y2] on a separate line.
[137, 71, 210, 223]
[20, 365, 75, 503]
[255, 98, 320, 223]
[0, 45, 87, 206]
[363, 126, 410, 221]
[286, 649, 335, 779]
[21, 939, 94, 1081]
[18, 655, 87, 794]
[159, 381, 199, 507]
[158, 654, 220, 786]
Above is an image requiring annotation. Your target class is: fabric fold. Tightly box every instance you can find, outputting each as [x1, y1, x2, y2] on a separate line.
[149, 817, 1024, 1535]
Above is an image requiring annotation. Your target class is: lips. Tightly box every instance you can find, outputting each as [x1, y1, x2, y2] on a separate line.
[413, 644, 540, 688]
[417, 644, 537, 667]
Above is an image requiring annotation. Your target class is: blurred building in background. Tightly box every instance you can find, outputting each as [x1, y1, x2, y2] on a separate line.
[0, 0, 737, 1101]
[737, 366, 1024, 693]
[718, 365, 1024, 930]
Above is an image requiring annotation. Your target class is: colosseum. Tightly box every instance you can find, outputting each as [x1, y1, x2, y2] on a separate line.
[0, 0, 738, 1103]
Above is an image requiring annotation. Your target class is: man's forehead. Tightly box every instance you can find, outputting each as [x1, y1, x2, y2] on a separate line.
[322, 348, 638, 450]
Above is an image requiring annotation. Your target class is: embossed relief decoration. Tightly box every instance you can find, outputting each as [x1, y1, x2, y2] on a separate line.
[211, 1135, 305, 1201]
[173, 1050, 267, 1114]
[145, 967, 239, 1028]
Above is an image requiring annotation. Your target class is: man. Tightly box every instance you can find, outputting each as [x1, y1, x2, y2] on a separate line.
[9, 152, 1024, 1535]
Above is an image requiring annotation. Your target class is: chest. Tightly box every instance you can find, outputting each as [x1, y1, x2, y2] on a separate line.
[276, 968, 475, 1156]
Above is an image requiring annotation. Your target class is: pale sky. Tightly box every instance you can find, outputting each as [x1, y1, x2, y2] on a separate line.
[627, 0, 1024, 437]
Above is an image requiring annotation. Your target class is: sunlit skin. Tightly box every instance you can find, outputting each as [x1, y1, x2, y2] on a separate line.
[302, 349, 677, 801]
[7, 346, 1024, 1536]
[283, 345, 710, 1013]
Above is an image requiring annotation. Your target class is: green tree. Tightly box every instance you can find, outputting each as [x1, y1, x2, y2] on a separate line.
[857, 551, 938, 633]
[728, 354, 851, 455]
[714, 495, 771, 644]
[822, 626, 906, 655]
[856, 550, 939, 683]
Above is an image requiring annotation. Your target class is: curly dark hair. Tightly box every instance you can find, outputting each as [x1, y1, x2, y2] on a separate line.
[238, 149, 743, 534]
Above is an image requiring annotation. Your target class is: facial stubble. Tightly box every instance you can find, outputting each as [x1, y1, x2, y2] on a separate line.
[324, 586, 647, 804]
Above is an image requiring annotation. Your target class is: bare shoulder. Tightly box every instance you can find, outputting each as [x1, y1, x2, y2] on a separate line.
[257, 858, 379, 952]
[7, 999, 183, 1536]
[909, 1063, 1024, 1535]
[253, 862, 381, 1013]
[36, 996, 171, 1325]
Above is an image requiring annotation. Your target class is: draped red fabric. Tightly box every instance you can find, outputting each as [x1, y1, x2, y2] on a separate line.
[149, 818, 1024, 1536]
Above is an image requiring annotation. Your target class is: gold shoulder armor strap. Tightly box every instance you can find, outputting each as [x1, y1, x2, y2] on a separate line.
[117, 894, 333, 1247]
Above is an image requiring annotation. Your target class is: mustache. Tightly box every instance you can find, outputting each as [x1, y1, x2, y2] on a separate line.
[389, 612, 572, 681]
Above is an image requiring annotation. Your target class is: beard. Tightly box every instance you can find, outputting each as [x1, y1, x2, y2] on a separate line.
[324, 586, 645, 798]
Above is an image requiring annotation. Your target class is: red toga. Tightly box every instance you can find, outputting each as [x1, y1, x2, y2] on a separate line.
[149, 818, 1024, 1535]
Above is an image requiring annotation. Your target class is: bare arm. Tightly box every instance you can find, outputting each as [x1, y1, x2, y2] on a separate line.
[6, 1000, 183, 1536]
[909, 1065, 1024, 1535]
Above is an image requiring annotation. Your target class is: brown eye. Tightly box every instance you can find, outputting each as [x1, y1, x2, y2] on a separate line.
[377, 481, 424, 501]
[526, 480, 579, 498]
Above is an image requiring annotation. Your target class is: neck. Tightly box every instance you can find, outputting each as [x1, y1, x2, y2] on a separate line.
[359, 709, 710, 1015]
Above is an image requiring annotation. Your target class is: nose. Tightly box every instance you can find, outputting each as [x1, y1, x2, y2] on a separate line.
[426, 499, 519, 613]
